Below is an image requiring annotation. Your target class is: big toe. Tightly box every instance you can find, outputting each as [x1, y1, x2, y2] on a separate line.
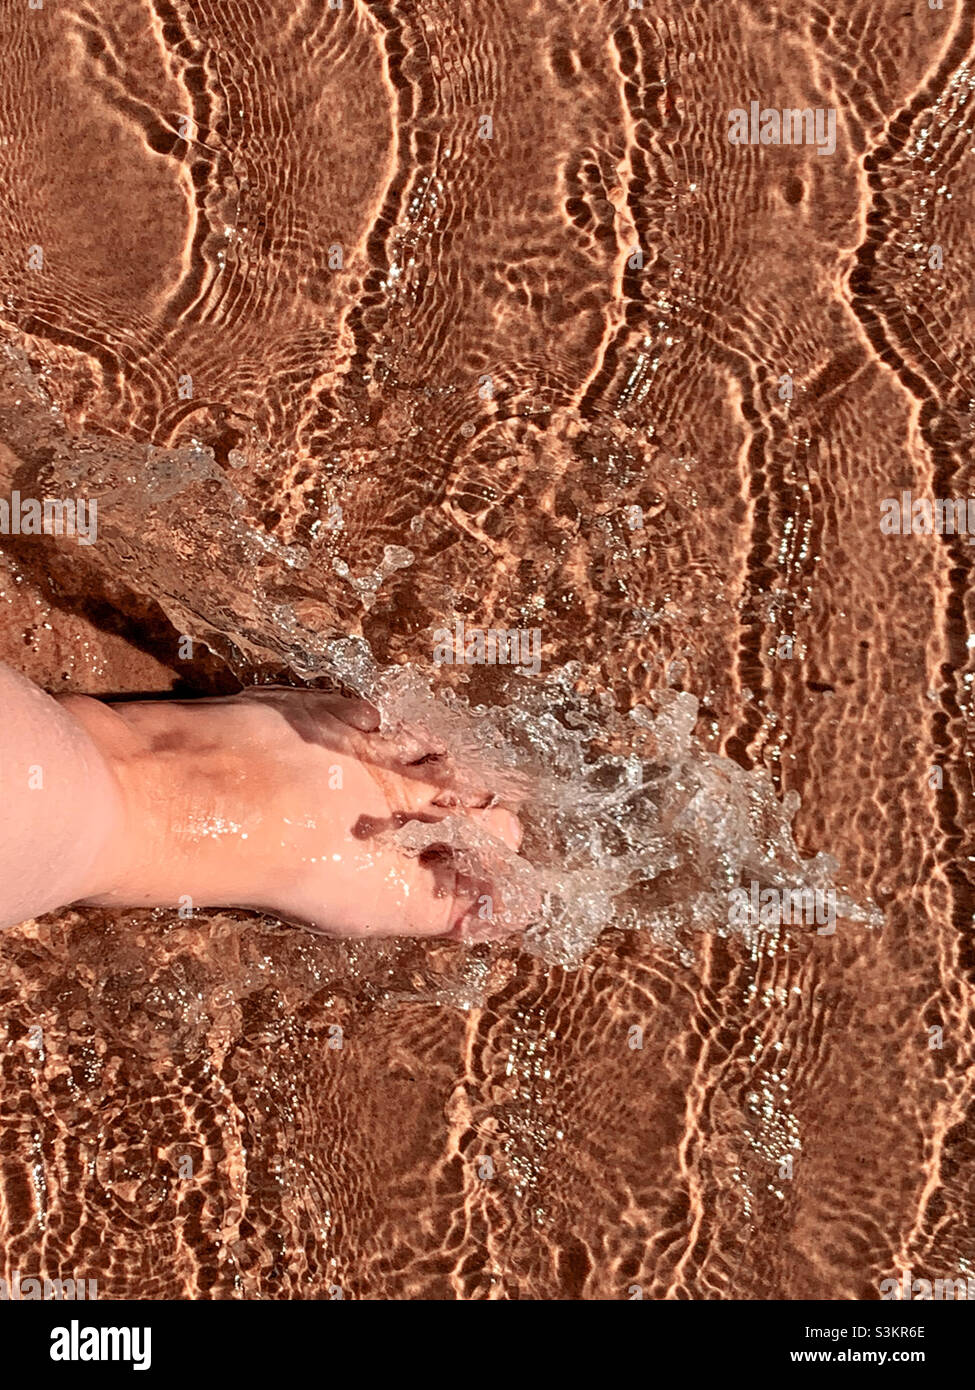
[470, 804, 523, 851]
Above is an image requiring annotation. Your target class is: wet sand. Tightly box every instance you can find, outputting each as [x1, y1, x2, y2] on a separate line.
[0, 0, 973, 1298]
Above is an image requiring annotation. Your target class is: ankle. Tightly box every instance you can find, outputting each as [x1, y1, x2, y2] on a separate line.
[51, 694, 136, 903]
[69, 698, 268, 913]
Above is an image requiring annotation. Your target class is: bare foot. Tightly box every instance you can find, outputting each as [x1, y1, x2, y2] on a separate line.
[62, 687, 529, 939]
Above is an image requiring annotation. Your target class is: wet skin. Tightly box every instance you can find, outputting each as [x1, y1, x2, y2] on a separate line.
[63, 686, 525, 938]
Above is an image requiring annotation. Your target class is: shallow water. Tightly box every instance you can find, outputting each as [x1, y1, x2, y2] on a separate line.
[1, 0, 974, 1299]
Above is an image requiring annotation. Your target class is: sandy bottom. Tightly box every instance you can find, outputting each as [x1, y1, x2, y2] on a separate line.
[0, 0, 973, 1299]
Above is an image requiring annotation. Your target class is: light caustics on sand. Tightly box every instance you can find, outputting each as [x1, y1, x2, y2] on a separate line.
[3, 344, 880, 966]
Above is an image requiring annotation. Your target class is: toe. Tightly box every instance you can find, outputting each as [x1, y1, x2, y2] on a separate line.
[469, 805, 523, 851]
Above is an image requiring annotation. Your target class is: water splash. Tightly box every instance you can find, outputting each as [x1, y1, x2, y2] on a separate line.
[334, 645, 880, 965]
[0, 341, 881, 968]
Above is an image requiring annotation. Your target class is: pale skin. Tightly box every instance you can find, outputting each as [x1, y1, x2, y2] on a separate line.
[0, 662, 523, 937]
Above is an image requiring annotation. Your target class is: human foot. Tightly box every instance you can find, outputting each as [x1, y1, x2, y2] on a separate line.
[62, 686, 532, 939]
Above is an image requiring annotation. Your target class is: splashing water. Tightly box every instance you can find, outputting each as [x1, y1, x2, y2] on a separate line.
[329, 642, 880, 965]
[1, 342, 881, 968]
